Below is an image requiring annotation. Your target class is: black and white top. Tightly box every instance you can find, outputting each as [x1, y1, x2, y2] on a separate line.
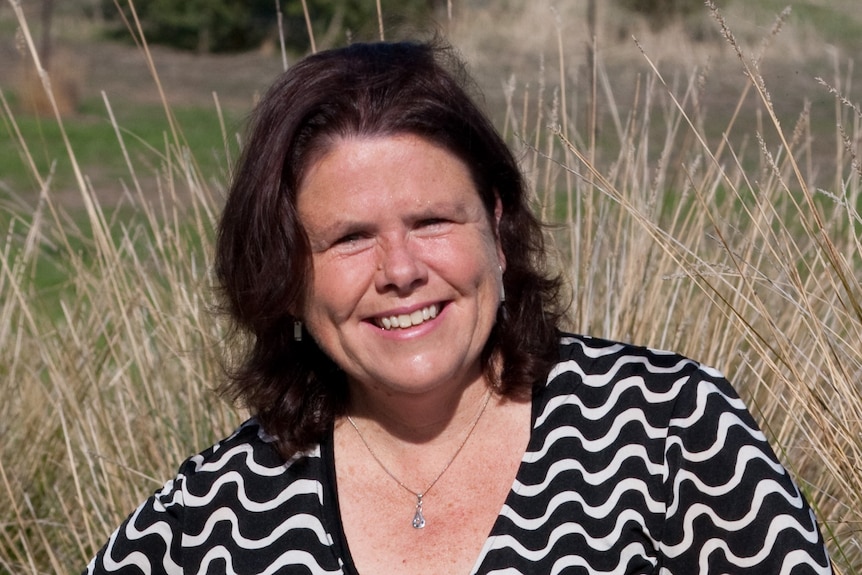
[85, 334, 833, 574]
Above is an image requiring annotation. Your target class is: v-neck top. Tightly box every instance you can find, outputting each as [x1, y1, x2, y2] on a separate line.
[84, 333, 833, 574]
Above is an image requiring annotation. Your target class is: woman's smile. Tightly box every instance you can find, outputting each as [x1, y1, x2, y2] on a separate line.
[296, 134, 505, 398]
[372, 302, 441, 331]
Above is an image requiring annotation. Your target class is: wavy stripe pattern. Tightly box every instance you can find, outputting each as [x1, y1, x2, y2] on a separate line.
[85, 420, 344, 574]
[477, 335, 831, 574]
[84, 334, 832, 574]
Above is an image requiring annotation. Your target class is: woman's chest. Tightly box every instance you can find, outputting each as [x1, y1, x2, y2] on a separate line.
[331, 387, 669, 574]
[333, 399, 532, 575]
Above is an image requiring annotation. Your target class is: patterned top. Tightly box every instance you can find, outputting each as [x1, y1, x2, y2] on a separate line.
[84, 334, 833, 574]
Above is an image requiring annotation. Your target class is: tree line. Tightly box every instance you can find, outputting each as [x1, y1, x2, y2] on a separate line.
[31, 0, 717, 58]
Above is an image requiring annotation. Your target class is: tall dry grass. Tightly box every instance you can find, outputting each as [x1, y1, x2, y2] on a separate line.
[1, 3, 239, 572]
[1, 1, 860, 573]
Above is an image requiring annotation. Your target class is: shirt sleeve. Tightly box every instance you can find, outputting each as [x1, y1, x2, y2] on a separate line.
[657, 367, 833, 574]
[82, 465, 189, 575]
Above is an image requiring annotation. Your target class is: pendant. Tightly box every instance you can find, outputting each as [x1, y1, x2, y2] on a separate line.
[412, 494, 426, 529]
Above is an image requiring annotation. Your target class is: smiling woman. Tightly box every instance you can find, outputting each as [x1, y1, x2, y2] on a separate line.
[83, 40, 833, 575]
[297, 135, 506, 405]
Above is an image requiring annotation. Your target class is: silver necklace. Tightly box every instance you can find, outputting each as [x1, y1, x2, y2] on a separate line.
[346, 389, 492, 529]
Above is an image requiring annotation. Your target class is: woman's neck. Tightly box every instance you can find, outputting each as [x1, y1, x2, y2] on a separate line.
[343, 374, 493, 446]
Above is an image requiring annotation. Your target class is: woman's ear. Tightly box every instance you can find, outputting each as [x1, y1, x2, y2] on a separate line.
[493, 193, 506, 272]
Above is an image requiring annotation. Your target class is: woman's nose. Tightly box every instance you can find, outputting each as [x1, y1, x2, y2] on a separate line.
[374, 236, 427, 294]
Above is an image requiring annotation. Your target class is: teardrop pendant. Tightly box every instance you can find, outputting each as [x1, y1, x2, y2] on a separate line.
[412, 494, 426, 529]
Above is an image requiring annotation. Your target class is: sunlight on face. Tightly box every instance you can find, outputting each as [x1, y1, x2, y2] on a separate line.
[297, 134, 505, 401]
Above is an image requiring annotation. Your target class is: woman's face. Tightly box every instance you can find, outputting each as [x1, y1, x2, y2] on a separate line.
[296, 134, 505, 400]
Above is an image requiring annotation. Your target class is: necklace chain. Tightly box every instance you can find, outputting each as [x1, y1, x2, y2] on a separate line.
[346, 388, 492, 529]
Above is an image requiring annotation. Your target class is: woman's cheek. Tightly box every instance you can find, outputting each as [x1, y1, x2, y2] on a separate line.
[313, 251, 376, 308]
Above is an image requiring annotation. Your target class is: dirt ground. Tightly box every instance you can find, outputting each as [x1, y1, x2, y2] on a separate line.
[0, 31, 285, 114]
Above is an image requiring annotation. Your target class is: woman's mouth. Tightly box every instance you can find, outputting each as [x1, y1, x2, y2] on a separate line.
[375, 304, 440, 330]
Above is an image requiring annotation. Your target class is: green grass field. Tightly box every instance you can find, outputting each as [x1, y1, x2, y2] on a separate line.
[1, 95, 239, 195]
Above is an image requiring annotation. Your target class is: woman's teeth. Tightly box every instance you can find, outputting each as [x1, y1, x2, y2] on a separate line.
[379, 305, 439, 330]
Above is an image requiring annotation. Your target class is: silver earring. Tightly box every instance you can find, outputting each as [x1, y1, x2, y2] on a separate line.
[499, 266, 506, 303]
[293, 320, 303, 342]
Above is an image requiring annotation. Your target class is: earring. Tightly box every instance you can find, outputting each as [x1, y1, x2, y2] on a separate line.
[499, 265, 506, 303]
[293, 320, 303, 342]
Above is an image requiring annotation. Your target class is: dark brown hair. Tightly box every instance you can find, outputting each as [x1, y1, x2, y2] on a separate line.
[215, 40, 566, 459]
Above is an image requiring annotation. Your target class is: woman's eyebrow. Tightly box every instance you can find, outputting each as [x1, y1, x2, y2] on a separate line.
[313, 200, 474, 236]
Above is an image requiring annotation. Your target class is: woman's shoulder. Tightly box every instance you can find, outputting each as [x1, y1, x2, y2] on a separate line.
[543, 332, 742, 418]
[192, 418, 315, 464]
[172, 418, 324, 496]
[553, 331, 730, 389]
[536, 333, 767, 467]
[84, 424, 334, 574]
[133, 418, 327, 520]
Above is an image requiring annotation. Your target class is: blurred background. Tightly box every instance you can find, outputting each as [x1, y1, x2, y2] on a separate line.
[1, 0, 861, 203]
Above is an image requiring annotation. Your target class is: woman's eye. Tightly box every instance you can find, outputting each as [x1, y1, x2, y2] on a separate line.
[419, 218, 448, 228]
[334, 233, 364, 245]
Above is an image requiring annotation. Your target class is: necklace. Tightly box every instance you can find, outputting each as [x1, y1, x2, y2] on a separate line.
[346, 389, 493, 529]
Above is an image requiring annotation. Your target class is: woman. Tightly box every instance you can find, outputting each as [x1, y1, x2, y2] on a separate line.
[85, 41, 832, 574]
